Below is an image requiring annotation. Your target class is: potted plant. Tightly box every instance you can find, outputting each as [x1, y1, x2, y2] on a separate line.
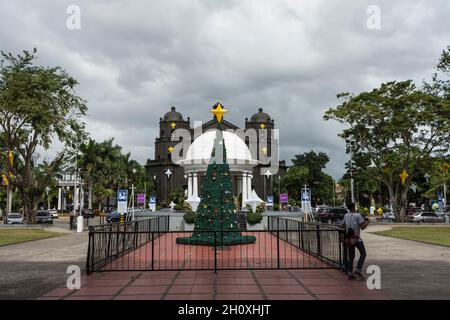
[246, 211, 264, 231]
[183, 211, 197, 231]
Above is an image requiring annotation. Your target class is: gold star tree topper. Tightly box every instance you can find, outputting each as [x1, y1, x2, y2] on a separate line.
[399, 169, 409, 185]
[210, 103, 228, 123]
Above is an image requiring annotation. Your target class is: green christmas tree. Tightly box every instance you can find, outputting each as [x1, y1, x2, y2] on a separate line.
[176, 130, 256, 246]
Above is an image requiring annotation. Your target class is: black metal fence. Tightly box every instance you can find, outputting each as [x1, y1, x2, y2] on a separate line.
[268, 216, 344, 269]
[86, 216, 344, 273]
[86, 216, 169, 273]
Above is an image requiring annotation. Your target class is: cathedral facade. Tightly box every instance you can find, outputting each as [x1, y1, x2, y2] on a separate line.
[146, 103, 287, 206]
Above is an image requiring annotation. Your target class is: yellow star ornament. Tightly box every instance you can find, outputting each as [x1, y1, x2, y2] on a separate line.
[399, 169, 409, 185]
[8, 151, 13, 166]
[167, 146, 174, 154]
[260, 123, 266, 129]
[170, 122, 176, 130]
[262, 147, 268, 155]
[211, 103, 228, 123]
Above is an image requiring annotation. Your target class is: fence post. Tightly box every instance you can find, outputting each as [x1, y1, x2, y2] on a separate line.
[107, 224, 112, 261]
[276, 229, 280, 269]
[285, 219, 289, 242]
[316, 224, 321, 258]
[86, 227, 92, 274]
[122, 223, 127, 253]
[214, 232, 218, 273]
[134, 221, 138, 248]
[151, 232, 155, 271]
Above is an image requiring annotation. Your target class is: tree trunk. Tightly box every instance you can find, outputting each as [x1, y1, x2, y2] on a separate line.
[22, 158, 36, 224]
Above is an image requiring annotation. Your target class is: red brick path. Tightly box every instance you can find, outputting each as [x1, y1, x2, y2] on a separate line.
[39, 232, 391, 300]
[102, 232, 330, 271]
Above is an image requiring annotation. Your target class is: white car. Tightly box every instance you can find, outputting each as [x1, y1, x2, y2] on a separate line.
[48, 209, 59, 219]
[4, 213, 24, 224]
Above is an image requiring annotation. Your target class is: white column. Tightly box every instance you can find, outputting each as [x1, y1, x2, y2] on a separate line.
[80, 185, 85, 210]
[247, 173, 252, 197]
[187, 173, 193, 197]
[242, 173, 248, 204]
[57, 188, 62, 211]
[74, 187, 79, 211]
[193, 172, 198, 197]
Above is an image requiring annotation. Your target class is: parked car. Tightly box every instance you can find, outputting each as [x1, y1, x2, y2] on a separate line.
[314, 205, 329, 218]
[36, 210, 53, 224]
[406, 212, 444, 224]
[106, 211, 126, 223]
[48, 209, 58, 219]
[406, 207, 422, 217]
[4, 213, 24, 224]
[318, 207, 349, 224]
[81, 209, 94, 218]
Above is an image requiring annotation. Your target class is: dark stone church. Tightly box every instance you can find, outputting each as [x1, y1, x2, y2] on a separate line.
[145, 103, 287, 205]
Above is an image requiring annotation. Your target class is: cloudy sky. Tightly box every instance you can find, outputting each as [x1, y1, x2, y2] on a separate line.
[1, 0, 449, 179]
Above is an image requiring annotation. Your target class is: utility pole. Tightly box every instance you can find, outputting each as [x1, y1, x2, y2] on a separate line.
[444, 182, 448, 224]
[130, 184, 135, 221]
[349, 140, 355, 205]
[332, 179, 336, 207]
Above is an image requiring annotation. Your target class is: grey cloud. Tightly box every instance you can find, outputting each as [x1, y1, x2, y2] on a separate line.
[1, 0, 449, 181]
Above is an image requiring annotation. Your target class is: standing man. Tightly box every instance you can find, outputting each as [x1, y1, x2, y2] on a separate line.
[342, 203, 370, 280]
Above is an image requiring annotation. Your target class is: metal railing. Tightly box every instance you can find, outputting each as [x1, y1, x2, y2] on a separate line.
[86, 216, 344, 273]
[267, 216, 344, 269]
[86, 216, 169, 274]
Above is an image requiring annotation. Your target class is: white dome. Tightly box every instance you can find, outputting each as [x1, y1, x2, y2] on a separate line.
[183, 130, 254, 164]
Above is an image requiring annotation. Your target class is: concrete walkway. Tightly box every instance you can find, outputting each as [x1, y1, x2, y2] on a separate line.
[362, 225, 450, 299]
[0, 231, 88, 300]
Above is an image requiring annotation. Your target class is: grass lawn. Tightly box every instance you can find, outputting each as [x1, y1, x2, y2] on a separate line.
[375, 227, 450, 247]
[0, 229, 66, 246]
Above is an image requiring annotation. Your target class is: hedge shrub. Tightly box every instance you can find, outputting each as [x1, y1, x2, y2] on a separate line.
[247, 212, 263, 224]
[183, 212, 198, 224]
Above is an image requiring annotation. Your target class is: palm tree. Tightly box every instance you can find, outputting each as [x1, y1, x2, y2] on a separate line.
[78, 139, 101, 209]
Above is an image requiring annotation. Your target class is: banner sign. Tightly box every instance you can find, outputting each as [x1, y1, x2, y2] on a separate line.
[137, 193, 146, 204]
[280, 193, 288, 203]
[117, 189, 128, 214]
[149, 195, 156, 212]
[267, 195, 274, 207]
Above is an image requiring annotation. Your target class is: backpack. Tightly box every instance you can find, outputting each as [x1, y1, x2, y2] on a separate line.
[345, 214, 359, 246]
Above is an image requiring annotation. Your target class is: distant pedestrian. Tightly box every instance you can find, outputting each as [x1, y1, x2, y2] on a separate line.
[342, 203, 370, 280]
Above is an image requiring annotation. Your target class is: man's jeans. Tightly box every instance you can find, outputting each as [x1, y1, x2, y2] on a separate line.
[346, 241, 366, 273]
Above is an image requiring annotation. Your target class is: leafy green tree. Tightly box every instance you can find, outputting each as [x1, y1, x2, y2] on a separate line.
[292, 151, 329, 181]
[423, 159, 450, 200]
[290, 151, 334, 205]
[77, 138, 101, 209]
[324, 80, 449, 221]
[0, 49, 87, 223]
[280, 166, 309, 204]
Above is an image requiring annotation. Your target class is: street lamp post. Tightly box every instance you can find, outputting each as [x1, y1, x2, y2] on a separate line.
[346, 139, 356, 205]
[444, 182, 448, 225]
[45, 186, 51, 210]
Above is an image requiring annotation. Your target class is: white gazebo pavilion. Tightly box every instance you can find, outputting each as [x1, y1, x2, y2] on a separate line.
[176, 130, 260, 211]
